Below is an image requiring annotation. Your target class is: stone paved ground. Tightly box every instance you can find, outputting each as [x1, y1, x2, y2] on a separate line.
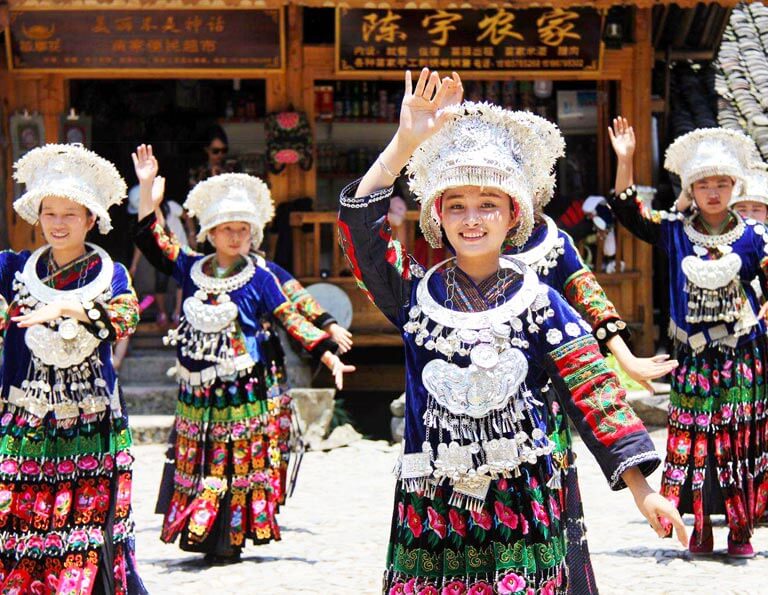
[132, 430, 768, 594]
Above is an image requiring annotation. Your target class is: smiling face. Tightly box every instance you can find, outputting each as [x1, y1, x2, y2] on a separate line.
[691, 176, 734, 217]
[38, 196, 94, 252]
[440, 185, 516, 258]
[734, 200, 768, 223]
[208, 221, 251, 260]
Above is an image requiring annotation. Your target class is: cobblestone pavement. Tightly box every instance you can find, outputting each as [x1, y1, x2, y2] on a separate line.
[132, 430, 768, 594]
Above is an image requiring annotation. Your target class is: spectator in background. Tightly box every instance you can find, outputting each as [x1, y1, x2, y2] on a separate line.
[189, 125, 240, 191]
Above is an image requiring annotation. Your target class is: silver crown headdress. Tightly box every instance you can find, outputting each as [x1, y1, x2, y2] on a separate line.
[406, 102, 564, 248]
[185, 173, 274, 247]
[730, 163, 768, 207]
[665, 128, 758, 196]
[13, 144, 127, 234]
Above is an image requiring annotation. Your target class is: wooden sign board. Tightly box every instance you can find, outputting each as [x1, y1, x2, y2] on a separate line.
[336, 7, 603, 75]
[7, 9, 285, 72]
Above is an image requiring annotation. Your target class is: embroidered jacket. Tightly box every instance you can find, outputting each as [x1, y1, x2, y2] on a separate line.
[338, 181, 659, 492]
[253, 255, 336, 329]
[0, 247, 138, 400]
[505, 215, 629, 348]
[134, 212, 336, 376]
[608, 186, 768, 352]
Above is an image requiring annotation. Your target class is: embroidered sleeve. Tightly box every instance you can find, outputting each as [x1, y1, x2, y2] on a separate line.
[537, 288, 660, 489]
[82, 264, 139, 342]
[267, 262, 335, 327]
[338, 179, 416, 326]
[259, 271, 336, 354]
[556, 231, 628, 347]
[607, 184, 670, 248]
[134, 211, 198, 283]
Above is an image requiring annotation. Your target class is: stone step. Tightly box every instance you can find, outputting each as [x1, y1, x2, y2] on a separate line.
[129, 415, 174, 445]
[123, 383, 178, 416]
[119, 350, 177, 385]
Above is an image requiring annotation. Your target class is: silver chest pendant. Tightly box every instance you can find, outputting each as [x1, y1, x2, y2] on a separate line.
[402, 257, 554, 510]
[165, 255, 255, 368]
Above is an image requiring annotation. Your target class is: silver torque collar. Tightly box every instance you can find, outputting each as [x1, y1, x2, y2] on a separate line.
[20, 243, 113, 305]
[190, 254, 256, 295]
[512, 215, 562, 270]
[414, 256, 539, 329]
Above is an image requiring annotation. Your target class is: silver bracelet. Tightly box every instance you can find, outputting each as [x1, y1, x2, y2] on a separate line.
[377, 156, 398, 178]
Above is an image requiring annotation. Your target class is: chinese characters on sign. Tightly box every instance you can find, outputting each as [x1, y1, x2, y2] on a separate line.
[337, 8, 602, 73]
[9, 10, 283, 70]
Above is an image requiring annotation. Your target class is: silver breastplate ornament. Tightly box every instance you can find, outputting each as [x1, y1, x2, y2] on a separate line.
[165, 255, 255, 377]
[9, 244, 118, 423]
[681, 215, 747, 325]
[401, 257, 555, 510]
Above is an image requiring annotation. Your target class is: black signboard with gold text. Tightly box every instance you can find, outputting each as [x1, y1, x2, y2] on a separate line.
[336, 7, 603, 74]
[7, 9, 284, 72]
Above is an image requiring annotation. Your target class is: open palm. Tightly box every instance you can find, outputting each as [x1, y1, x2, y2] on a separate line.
[608, 116, 636, 160]
[132, 144, 158, 185]
[399, 69, 463, 148]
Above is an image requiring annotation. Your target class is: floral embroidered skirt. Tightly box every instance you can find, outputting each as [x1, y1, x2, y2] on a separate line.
[384, 470, 567, 595]
[260, 330, 299, 507]
[159, 368, 282, 555]
[546, 394, 597, 595]
[0, 400, 145, 594]
[661, 337, 768, 543]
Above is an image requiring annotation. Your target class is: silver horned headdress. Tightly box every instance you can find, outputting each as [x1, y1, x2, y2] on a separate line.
[665, 128, 758, 196]
[13, 144, 127, 234]
[185, 173, 274, 247]
[406, 102, 565, 248]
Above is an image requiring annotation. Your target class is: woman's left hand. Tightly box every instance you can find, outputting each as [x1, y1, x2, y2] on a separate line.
[327, 323, 353, 354]
[634, 491, 688, 548]
[619, 354, 678, 393]
[12, 302, 65, 327]
[321, 352, 356, 390]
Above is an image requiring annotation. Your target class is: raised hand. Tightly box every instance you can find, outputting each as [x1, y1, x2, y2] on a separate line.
[151, 176, 166, 210]
[131, 144, 158, 186]
[398, 68, 464, 150]
[608, 117, 636, 162]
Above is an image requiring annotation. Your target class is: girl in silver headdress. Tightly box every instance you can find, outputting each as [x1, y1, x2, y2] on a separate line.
[0, 145, 146, 593]
[339, 68, 686, 594]
[132, 145, 354, 562]
[608, 117, 768, 558]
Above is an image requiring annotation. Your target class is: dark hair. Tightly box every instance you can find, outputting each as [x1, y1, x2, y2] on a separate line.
[204, 125, 228, 148]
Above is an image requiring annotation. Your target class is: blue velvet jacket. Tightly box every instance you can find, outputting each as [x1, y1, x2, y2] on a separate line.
[338, 181, 659, 491]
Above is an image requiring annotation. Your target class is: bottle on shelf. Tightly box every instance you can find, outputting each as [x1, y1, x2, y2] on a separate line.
[370, 82, 380, 120]
[361, 82, 370, 119]
[502, 81, 517, 109]
[225, 100, 234, 120]
[343, 82, 353, 119]
[351, 82, 361, 119]
[379, 87, 389, 122]
[334, 82, 344, 119]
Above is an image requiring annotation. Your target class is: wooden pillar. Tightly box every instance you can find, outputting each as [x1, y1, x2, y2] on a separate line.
[266, 5, 310, 212]
[629, 7, 655, 355]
